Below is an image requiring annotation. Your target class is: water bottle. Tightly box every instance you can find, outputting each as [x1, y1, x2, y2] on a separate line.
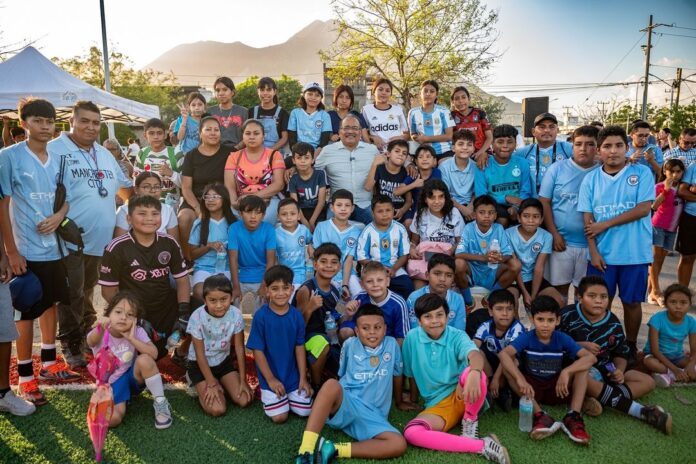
[324, 311, 339, 345]
[164, 193, 178, 208]
[166, 330, 181, 350]
[35, 212, 57, 248]
[305, 256, 314, 280]
[519, 396, 533, 432]
[488, 239, 500, 270]
[215, 244, 228, 273]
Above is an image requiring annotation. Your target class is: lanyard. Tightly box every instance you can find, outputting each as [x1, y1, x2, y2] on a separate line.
[69, 137, 108, 198]
[535, 142, 557, 186]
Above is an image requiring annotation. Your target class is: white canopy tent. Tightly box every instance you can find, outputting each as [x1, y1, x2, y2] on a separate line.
[0, 47, 160, 123]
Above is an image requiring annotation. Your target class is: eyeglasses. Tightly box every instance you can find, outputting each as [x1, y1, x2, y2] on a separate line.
[139, 185, 162, 191]
[204, 194, 222, 201]
[341, 126, 361, 132]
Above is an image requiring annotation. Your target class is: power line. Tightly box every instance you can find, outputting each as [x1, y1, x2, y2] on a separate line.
[583, 32, 645, 104]
[655, 32, 696, 39]
[670, 24, 696, 32]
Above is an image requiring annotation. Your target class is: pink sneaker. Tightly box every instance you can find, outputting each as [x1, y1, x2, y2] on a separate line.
[652, 372, 673, 388]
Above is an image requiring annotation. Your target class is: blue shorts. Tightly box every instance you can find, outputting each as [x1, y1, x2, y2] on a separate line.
[469, 264, 496, 290]
[112, 363, 144, 405]
[327, 390, 399, 441]
[653, 227, 677, 251]
[586, 263, 648, 304]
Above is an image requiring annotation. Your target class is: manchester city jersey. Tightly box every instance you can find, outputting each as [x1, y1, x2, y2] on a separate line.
[505, 225, 552, 282]
[276, 224, 313, 284]
[313, 219, 360, 281]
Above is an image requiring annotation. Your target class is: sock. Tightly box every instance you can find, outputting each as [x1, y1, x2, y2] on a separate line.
[404, 419, 484, 453]
[0, 387, 10, 398]
[461, 287, 473, 306]
[41, 344, 57, 367]
[458, 367, 488, 420]
[335, 442, 351, 458]
[144, 374, 165, 399]
[629, 402, 643, 418]
[597, 383, 633, 413]
[18, 359, 34, 383]
[299, 431, 319, 455]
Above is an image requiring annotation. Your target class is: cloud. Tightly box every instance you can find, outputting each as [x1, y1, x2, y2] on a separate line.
[654, 57, 683, 67]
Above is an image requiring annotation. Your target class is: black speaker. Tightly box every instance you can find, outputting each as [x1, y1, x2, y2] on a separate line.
[522, 97, 549, 138]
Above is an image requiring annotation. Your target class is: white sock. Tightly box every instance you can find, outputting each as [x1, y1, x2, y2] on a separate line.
[628, 402, 643, 418]
[144, 374, 165, 399]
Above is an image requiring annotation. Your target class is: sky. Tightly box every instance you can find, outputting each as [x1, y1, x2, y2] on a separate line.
[1, 0, 695, 118]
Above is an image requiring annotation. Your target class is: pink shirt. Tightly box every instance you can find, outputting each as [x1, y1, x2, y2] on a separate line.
[89, 326, 151, 383]
[652, 183, 683, 232]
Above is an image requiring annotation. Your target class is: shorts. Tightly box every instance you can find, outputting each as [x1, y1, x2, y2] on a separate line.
[644, 353, 688, 366]
[331, 275, 362, 298]
[676, 212, 696, 255]
[420, 390, 465, 432]
[495, 203, 512, 221]
[469, 264, 497, 291]
[524, 373, 568, 406]
[192, 270, 231, 287]
[586, 263, 648, 304]
[653, 227, 677, 251]
[327, 389, 399, 441]
[305, 334, 340, 373]
[260, 388, 312, 418]
[511, 279, 553, 294]
[112, 363, 145, 405]
[187, 355, 237, 385]
[545, 246, 587, 287]
[0, 283, 18, 342]
[22, 260, 70, 321]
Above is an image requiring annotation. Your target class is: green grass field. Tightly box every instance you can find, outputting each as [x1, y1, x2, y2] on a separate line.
[0, 386, 694, 464]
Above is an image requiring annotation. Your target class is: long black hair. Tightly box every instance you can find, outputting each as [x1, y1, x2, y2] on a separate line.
[415, 178, 453, 229]
[198, 182, 236, 246]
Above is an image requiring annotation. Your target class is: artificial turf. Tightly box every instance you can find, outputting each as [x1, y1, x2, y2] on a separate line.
[0, 386, 694, 464]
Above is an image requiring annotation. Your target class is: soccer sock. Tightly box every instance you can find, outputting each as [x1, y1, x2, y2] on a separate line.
[298, 431, 319, 455]
[335, 442, 351, 458]
[597, 383, 633, 413]
[18, 359, 34, 384]
[404, 419, 484, 453]
[629, 402, 644, 418]
[459, 367, 488, 420]
[41, 344, 57, 367]
[144, 374, 165, 399]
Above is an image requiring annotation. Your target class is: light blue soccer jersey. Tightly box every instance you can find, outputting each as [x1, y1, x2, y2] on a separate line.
[577, 164, 655, 265]
[456, 222, 513, 286]
[287, 108, 332, 149]
[338, 336, 402, 418]
[506, 225, 552, 282]
[188, 217, 232, 273]
[538, 158, 599, 248]
[407, 105, 455, 155]
[406, 286, 465, 332]
[514, 141, 572, 189]
[626, 144, 663, 169]
[275, 224, 313, 284]
[0, 142, 64, 261]
[439, 157, 486, 205]
[356, 221, 410, 277]
[475, 156, 533, 205]
[313, 219, 361, 282]
[683, 164, 696, 216]
[49, 133, 132, 256]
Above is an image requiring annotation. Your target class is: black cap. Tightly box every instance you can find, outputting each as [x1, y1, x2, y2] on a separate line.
[534, 112, 558, 126]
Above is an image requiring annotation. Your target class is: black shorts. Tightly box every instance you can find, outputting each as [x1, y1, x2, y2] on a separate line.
[512, 279, 553, 294]
[676, 212, 696, 255]
[23, 260, 70, 321]
[187, 355, 238, 385]
[495, 203, 512, 220]
[300, 207, 327, 223]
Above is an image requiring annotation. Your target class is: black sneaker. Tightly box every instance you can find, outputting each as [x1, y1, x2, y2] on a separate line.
[61, 340, 86, 368]
[640, 405, 672, 435]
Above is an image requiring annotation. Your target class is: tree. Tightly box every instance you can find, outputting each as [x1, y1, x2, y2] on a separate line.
[232, 75, 304, 111]
[321, 0, 499, 111]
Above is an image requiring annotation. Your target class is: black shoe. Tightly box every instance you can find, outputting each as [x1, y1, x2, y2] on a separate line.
[61, 340, 86, 368]
[496, 387, 513, 412]
[641, 405, 672, 435]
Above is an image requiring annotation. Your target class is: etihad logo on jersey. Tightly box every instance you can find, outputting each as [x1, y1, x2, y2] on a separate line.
[353, 369, 389, 381]
[371, 123, 400, 132]
[593, 202, 636, 216]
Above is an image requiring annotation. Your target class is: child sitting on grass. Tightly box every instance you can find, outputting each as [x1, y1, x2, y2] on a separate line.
[186, 275, 252, 416]
[643, 283, 696, 388]
[248, 265, 313, 423]
[294, 305, 407, 463]
[86, 291, 172, 429]
[402, 294, 510, 463]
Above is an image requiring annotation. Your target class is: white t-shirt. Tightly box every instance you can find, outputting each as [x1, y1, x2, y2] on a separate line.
[409, 208, 464, 246]
[114, 202, 178, 233]
[127, 142, 140, 157]
[362, 104, 408, 146]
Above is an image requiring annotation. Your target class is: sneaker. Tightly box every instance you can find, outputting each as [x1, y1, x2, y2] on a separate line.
[530, 411, 561, 440]
[640, 405, 672, 435]
[561, 411, 590, 445]
[153, 397, 173, 429]
[294, 453, 313, 464]
[184, 372, 198, 397]
[316, 437, 337, 464]
[582, 396, 603, 417]
[0, 390, 37, 416]
[240, 291, 257, 315]
[61, 340, 87, 369]
[653, 372, 673, 388]
[18, 380, 48, 406]
[39, 364, 80, 382]
[461, 417, 479, 438]
[482, 434, 510, 464]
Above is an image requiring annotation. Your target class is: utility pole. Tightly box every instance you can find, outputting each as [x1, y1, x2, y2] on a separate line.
[640, 15, 654, 121]
[597, 101, 608, 122]
[674, 67, 683, 111]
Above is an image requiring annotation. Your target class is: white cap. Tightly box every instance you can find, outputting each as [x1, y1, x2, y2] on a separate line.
[302, 82, 324, 95]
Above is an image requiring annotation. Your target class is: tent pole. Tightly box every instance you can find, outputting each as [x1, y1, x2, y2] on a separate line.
[100, 0, 116, 141]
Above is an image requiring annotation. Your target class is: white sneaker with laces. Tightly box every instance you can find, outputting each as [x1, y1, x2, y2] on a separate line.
[652, 372, 673, 388]
[153, 397, 173, 429]
[482, 434, 510, 464]
[0, 390, 37, 416]
[461, 417, 479, 438]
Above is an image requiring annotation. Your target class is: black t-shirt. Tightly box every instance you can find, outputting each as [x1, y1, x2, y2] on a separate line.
[99, 232, 188, 333]
[291, 278, 341, 337]
[374, 164, 407, 209]
[181, 146, 230, 199]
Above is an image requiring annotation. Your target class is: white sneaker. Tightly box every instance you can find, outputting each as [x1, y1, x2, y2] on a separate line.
[153, 397, 173, 429]
[482, 434, 510, 464]
[461, 417, 479, 438]
[0, 390, 37, 416]
[653, 373, 673, 388]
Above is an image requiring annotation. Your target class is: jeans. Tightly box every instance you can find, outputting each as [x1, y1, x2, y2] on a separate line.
[58, 251, 101, 342]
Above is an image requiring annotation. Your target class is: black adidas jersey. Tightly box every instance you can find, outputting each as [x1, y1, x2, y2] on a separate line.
[99, 231, 188, 332]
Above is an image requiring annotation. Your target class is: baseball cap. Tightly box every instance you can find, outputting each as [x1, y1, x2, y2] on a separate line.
[9, 271, 43, 313]
[534, 112, 558, 126]
[302, 82, 324, 95]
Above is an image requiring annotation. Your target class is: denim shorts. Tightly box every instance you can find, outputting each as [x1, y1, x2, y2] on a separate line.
[653, 227, 677, 251]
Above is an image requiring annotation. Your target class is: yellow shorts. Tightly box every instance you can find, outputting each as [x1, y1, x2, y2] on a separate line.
[305, 334, 330, 360]
[420, 390, 464, 432]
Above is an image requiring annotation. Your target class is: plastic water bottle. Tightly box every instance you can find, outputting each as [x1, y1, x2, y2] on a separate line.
[35, 212, 57, 248]
[166, 330, 181, 350]
[305, 256, 314, 280]
[519, 396, 533, 432]
[324, 311, 339, 345]
[215, 245, 227, 273]
[488, 239, 500, 270]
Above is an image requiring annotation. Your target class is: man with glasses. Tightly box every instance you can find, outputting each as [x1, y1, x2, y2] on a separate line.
[626, 121, 663, 177]
[314, 115, 380, 224]
[665, 127, 696, 169]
